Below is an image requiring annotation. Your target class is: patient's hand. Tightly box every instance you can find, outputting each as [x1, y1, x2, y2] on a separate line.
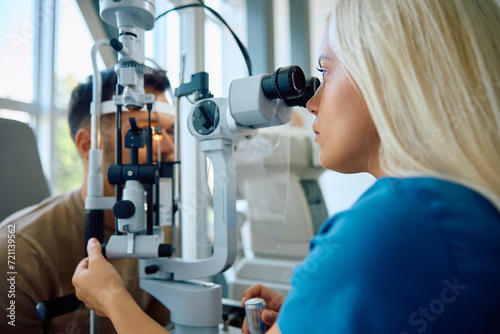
[241, 284, 284, 334]
[72, 238, 130, 317]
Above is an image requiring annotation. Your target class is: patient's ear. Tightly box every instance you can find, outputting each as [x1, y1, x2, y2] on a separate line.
[75, 127, 91, 162]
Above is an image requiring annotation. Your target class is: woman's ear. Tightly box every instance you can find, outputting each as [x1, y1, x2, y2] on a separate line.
[75, 127, 91, 163]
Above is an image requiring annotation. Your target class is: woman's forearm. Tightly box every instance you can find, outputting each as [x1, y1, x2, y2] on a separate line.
[106, 290, 169, 334]
[72, 239, 170, 332]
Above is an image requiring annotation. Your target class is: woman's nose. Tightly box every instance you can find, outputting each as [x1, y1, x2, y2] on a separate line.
[306, 83, 322, 115]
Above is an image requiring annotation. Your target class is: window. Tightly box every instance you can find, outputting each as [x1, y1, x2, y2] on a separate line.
[0, 1, 35, 104]
[0, 0, 105, 195]
[205, 0, 247, 96]
[146, 1, 180, 98]
[0, 109, 31, 124]
[52, 0, 100, 194]
[204, 0, 223, 96]
[0, 0, 248, 200]
[54, 0, 99, 109]
[0, 1, 37, 129]
[205, 18, 223, 97]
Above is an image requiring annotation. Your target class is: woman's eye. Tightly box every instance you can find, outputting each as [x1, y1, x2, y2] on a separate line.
[316, 66, 327, 78]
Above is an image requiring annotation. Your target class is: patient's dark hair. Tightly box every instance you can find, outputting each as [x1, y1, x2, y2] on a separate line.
[68, 67, 170, 140]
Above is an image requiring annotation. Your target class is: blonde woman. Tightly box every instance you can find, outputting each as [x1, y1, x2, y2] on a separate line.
[73, 0, 500, 333]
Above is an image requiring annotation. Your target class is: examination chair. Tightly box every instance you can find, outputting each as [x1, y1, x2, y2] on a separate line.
[0, 117, 50, 221]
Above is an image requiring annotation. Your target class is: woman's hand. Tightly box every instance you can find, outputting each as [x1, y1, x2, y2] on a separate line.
[72, 238, 130, 317]
[72, 238, 170, 333]
[241, 284, 284, 334]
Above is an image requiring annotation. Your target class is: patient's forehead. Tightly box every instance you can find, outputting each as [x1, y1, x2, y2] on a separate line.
[146, 88, 168, 102]
[121, 111, 174, 127]
[102, 88, 173, 130]
[102, 108, 174, 132]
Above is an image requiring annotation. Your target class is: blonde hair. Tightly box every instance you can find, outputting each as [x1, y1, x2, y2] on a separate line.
[328, 0, 500, 209]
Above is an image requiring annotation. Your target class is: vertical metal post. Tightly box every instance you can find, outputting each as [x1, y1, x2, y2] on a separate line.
[246, 0, 274, 75]
[34, 0, 56, 192]
[289, 0, 311, 77]
[173, 0, 210, 260]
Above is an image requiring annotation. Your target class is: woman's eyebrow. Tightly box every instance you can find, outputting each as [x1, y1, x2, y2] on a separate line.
[319, 53, 338, 65]
[318, 54, 331, 63]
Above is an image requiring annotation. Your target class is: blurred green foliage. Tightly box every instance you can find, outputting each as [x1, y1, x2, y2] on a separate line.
[53, 117, 83, 195]
[52, 73, 83, 194]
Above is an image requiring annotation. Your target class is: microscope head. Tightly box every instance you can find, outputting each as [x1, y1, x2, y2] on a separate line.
[100, 0, 156, 109]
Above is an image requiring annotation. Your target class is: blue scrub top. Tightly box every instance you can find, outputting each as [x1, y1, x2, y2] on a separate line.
[278, 177, 500, 334]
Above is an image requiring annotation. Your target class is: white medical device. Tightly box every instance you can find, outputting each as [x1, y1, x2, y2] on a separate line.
[228, 125, 328, 300]
[95, 1, 320, 332]
[36, 1, 322, 333]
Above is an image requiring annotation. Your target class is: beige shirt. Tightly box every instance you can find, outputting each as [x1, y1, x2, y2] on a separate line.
[0, 189, 169, 333]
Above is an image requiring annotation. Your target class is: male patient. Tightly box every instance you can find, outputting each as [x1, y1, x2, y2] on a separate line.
[0, 67, 174, 333]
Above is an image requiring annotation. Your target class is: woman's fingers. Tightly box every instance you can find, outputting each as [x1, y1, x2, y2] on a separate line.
[86, 238, 104, 264]
[241, 284, 284, 311]
[261, 309, 278, 326]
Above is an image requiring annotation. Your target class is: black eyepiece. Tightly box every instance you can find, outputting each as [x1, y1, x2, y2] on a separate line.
[285, 77, 321, 107]
[262, 65, 306, 102]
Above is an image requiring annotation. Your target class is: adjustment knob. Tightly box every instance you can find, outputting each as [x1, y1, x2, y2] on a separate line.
[109, 38, 124, 52]
[192, 100, 219, 135]
[158, 243, 175, 257]
[145, 265, 159, 275]
[112, 200, 135, 219]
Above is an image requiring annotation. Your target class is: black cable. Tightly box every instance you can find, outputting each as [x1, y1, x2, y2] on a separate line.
[155, 2, 252, 76]
[156, 3, 200, 21]
[185, 96, 195, 104]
